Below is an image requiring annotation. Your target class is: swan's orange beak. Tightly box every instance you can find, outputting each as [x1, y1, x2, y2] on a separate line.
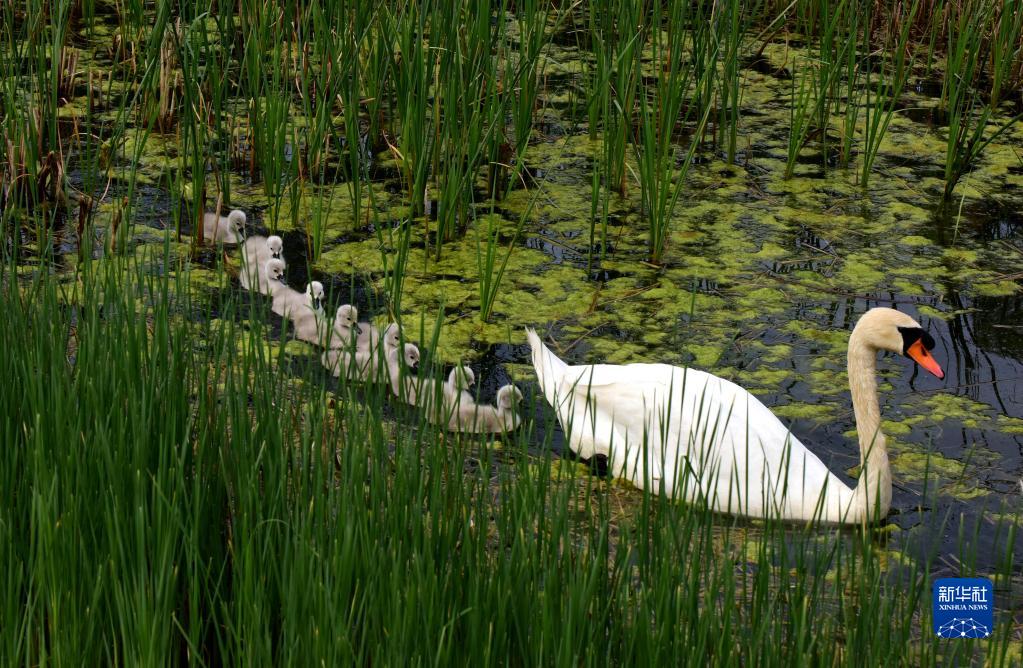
[907, 339, 944, 379]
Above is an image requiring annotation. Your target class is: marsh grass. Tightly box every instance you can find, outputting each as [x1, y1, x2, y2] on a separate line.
[1, 252, 1017, 663]
[634, 0, 713, 266]
[713, 0, 746, 165]
[785, 61, 817, 179]
[941, 1, 1023, 201]
[858, 1, 917, 188]
[587, 0, 641, 197]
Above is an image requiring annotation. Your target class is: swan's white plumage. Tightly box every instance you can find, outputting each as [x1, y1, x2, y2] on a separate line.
[204, 209, 246, 244]
[241, 235, 284, 281]
[444, 366, 475, 407]
[240, 258, 287, 296]
[272, 281, 324, 319]
[386, 341, 421, 401]
[291, 309, 329, 346]
[525, 309, 939, 525]
[322, 306, 373, 379]
[325, 305, 359, 350]
[448, 384, 522, 433]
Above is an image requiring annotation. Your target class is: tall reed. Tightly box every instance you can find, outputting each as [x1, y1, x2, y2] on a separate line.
[713, 0, 746, 165]
[587, 0, 641, 196]
[634, 0, 713, 265]
[859, 1, 917, 188]
[941, 1, 1021, 200]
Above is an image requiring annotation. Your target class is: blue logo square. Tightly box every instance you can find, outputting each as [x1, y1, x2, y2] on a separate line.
[933, 577, 993, 638]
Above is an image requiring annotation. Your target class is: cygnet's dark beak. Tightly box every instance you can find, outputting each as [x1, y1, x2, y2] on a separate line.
[313, 297, 322, 311]
[272, 251, 281, 259]
[354, 324, 363, 336]
[409, 362, 419, 373]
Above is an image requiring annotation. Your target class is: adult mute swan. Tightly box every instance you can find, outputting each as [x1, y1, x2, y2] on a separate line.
[526, 308, 944, 525]
[203, 209, 246, 244]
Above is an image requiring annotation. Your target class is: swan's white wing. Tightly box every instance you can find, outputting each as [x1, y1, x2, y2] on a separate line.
[555, 362, 854, 521]
[551, 363, 685, 484]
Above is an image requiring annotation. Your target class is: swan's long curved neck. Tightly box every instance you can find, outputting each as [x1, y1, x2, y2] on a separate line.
[846, 331, 891, 523]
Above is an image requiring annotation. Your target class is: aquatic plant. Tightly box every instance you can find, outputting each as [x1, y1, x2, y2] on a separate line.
[387, 3, 434, 222]
[784, 1, 851, 179]
[476, 184, 537, 323]
[587, 0, 641, 197]
[941, 1, 1022, 200]
[785, 62, 817, 179]
[714, 0, 746, 165]
[987, 1, 1023, 108]
[634, 0, 712, 265]
[507, 0, 555, 184]
[859, 1, 918, 188]
[584, 0, 642, 267]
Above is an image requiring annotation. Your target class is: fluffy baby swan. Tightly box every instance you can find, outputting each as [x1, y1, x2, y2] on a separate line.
[242, 234, 284, 276]
[321, 305, 366, 379]
[240, 255, 286, 294]
[203, 209, 246, 244]
[386, 340, 422, 402]
[347, 320, 395, 383]
[326, 305, 360, 349]
[272, 281, 324, 319]
[292, 310, 329, 346]
[526, 307, 945, 525]
[240, 258, 287, 296]
[445, 365, 476, 407]
[448, 384, 523, 434]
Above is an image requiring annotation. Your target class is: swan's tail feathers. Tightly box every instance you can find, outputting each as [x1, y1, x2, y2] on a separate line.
[525, 327, 567, 375]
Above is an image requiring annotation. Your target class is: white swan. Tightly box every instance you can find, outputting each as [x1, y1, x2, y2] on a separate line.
[356, 320, 381, 355]
[239, 258, 287, 296]
[526, 308, 944, 525]
[325, 305, 360, 349]
[321, 305, 366, 379]
[291, 307, 330, 347]
[386, 340, 422, 401]
[203, 209, 246, 244]
[445, 366, 475, 407]
[241, 235, 284, 284]
[448, 384, 523, 434]
[345, 320, 394, 382]
[272, 281, 324, 319]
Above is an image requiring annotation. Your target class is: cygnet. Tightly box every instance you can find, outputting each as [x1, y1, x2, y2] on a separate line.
[449, 384, 523, 433]
[240, 257, 287, 296]
[203, 209, 246, 244]
[242, 235, 284, 277]
[272, 281, 324, 319]
[444, 365, 475, 408]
